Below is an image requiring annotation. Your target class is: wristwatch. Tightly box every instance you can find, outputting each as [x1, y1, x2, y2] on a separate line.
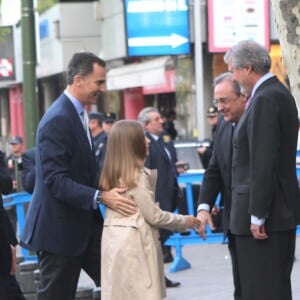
[96, 191, 103, 204]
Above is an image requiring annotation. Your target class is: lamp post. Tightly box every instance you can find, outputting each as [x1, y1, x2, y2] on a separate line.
[21, 0, 38, 148]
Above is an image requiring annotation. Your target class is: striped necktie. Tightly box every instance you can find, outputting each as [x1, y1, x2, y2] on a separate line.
[81, 110, 92, 149]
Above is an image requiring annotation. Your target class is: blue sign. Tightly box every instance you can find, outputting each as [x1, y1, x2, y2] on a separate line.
[39, 19, 49, 40]
[124, 0, 190, 56]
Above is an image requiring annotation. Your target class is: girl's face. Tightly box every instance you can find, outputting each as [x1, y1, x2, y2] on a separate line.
[145, 136, 150, 155]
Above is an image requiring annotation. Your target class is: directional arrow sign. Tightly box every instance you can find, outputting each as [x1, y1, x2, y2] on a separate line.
[124, 0, 190, 56]
[128, 34, 188, 49]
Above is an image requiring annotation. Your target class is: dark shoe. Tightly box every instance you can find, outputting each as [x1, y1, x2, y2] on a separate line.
[180, 230, 190, 236]
[163, 252, 174, 263]
[163, 245, 174, 263]
[165, 276, 180, 288]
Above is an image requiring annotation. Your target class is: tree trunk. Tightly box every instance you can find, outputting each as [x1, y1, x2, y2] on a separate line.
[270, 0, 300, 108]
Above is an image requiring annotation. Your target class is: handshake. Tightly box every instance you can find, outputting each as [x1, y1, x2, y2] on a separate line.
[185, 215, 201, 232]
[184, 211, 217, 240]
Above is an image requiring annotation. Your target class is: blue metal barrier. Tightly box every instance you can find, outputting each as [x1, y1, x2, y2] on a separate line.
[99, 203, 106, 218]
[5, 166, 300, 267]
[3, 192, 37, 261]
[3, 192, 107, 262]
[297, 166, 300, 177]
[165, 172, 225, 272]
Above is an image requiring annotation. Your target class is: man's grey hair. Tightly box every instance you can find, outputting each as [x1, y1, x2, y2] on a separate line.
[224, 40, 271, 75]
[137, 107, 159, 125]
[213, 72, 242, 96]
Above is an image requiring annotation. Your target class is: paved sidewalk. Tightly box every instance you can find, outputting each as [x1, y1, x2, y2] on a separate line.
[79, 236, 300, 299]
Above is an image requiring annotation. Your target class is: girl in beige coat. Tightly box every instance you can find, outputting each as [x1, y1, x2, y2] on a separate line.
[99, 120, 200, 300]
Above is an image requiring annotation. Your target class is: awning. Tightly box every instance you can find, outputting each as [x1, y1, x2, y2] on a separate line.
[107, 56, 172, 91]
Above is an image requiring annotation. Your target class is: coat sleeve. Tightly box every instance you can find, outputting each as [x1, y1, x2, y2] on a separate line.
[197, 143, 224, 208]
[131, 172, 189, 232]
[21, 149, 36, 194]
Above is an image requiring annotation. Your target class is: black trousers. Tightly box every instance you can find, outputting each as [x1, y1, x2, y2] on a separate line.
[0, 275, 25, 300]
[234, 229, 295, 300]
[37, 216, 102, 300]
[227, 233, 242, 300]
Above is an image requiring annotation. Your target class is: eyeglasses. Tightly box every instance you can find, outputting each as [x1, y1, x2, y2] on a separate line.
[212, 97, 232, 106]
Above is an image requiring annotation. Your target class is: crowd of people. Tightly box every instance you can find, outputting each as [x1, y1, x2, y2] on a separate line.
[1, 40, 300, 300]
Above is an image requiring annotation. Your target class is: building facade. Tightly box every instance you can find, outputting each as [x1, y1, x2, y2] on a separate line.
[0, 0, 286, 149]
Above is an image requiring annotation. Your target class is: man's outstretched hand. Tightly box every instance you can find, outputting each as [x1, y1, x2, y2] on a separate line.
[196, 210, 215, 239]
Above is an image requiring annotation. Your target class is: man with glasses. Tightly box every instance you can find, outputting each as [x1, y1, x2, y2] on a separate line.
[197, 72, 247, 300]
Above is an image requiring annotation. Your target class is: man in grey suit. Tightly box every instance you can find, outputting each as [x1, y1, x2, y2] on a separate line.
[222, 40, 300, 300]
[21, 52, 136, 300]
[197, 72, 247, 300]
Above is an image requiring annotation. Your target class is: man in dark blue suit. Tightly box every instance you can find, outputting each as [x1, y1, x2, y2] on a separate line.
[21, 52, 136, 300]
[138, 107, 181, 288]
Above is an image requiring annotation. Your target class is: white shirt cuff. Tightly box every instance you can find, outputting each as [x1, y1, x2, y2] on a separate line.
[251, 215, 265, 225]
[197, 203, 210, 213]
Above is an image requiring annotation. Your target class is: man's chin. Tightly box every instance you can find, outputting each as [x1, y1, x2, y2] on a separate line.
[90, 95, 99, 104]
[224, 116, 232, 123]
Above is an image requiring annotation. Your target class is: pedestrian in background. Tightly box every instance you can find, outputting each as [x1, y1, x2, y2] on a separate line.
[162, 109, 178, 140]
[138, 107, 182, 288]
[223, 40, 300, 300]
[197, 106, 218, 169]
[89, 111, 106, 152]
[21, 52, 136, 300]
[99, 120, 200, 300]
[0, 149, 25, 299]
[96, 112, 117, 178]
[7, 136, 24, 192]
[6, 136, 24, 233]
[89, 112, 106, 181]
[197, 72, 247, 299]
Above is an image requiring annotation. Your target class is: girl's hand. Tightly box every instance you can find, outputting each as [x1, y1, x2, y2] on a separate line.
[186, 216, 201, 230]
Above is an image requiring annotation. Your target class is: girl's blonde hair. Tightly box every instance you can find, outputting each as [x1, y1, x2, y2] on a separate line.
[99, 120, 147, 190]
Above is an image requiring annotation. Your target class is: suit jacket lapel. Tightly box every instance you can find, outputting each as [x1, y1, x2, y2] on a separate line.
[157, 138, 171, 162]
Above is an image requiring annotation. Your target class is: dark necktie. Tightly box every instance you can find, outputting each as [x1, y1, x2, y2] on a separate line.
[231, 123, 236, 150]
[157, 139, 171, 161]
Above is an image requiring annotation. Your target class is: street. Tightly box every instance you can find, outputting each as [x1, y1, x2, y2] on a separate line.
[79, 236, 300, 299]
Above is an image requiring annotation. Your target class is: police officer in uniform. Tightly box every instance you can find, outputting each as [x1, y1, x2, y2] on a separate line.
[197, 106, 219, 168]
[89, 112, 107, 181]
[6, 136, 24, 233]
[97, 112, 116, 180]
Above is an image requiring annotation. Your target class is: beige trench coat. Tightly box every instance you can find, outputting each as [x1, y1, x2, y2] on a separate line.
[101, 168, 189, 300]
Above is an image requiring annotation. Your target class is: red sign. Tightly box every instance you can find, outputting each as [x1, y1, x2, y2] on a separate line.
[0, 58, 13, 77]
[0, 25, 15, 80]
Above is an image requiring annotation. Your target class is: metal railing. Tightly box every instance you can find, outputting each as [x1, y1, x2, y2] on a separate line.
[4, 166, 300, 269]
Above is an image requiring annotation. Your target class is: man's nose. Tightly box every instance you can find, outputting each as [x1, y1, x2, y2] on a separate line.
[99, 84, 106, 93]
[217, 102, 224, 111]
